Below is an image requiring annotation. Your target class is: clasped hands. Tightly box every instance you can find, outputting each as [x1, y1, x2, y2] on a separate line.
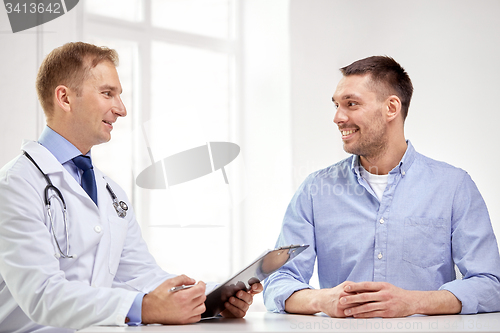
[319, 281, 418, 318]
[142, 275, 263, 325]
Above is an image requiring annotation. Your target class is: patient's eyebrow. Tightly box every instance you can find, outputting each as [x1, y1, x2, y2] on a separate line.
[332, 94, 361, 103]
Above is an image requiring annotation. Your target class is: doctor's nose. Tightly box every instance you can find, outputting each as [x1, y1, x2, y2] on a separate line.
[113, 96, 127, 118]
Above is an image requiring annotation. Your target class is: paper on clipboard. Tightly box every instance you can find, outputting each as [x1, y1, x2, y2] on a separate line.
[202, 244, 309, 318]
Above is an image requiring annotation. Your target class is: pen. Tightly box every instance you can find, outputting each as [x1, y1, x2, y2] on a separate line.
[169, 284, 195, 292]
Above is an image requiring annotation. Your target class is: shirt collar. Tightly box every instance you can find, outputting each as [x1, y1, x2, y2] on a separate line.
[350, 140, 416, 178]
[38, 126, 91, 164]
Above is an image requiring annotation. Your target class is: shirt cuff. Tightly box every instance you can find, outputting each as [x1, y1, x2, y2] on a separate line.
[264, 277, 312, 314]
[126, 293, 146, 326]
[439, 280, 476, 314]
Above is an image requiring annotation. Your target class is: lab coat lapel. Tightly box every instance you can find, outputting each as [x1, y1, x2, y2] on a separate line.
[21, 140, 100, 207]
[21, 140, 63, 174]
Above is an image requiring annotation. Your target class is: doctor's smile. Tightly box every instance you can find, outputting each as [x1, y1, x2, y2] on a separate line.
[102, 119, 115, 130]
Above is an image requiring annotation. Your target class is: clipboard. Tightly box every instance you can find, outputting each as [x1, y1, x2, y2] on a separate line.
[201, 244, 309, 318]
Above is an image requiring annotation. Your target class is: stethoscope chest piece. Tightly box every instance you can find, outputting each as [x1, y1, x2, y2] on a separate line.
[106, 183, 128, 218]
[112, 200, 128, 218]
[119, 200, 128, 211]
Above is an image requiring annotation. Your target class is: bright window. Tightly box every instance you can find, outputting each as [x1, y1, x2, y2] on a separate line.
[151, 0, 233, 39]
[85, 0, 238, 282]
[85, 0, 144, 22]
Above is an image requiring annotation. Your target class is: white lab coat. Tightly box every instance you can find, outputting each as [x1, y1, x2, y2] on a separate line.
[0, 141, 175, 332]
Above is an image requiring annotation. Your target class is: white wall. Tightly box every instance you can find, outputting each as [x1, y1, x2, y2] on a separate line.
[0, 5, 81, 166]
[0, 10, 39, 163]
[289, 0, 500, 240]
[240, 0, 293, 262]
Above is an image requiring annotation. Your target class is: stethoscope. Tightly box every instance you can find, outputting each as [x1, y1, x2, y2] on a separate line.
[23, 151, 128, 259]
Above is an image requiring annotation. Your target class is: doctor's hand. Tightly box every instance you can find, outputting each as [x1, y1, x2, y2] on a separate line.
[220, 282, 263, 318]
[141, 275, 206, 325]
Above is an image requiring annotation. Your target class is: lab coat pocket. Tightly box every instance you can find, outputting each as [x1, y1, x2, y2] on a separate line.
[402, 217, 446, 268]
[108, 217, 128, 276]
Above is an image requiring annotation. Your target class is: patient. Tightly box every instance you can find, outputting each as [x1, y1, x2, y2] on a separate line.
[263, 55, 500, 317]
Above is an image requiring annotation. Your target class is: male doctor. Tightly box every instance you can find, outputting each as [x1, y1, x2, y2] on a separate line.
[0, 42, 261, 332]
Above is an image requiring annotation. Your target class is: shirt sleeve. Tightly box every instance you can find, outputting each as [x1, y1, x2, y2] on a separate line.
[126, 293, 145, 326]
[263, 174, 317, 313]
[439, 173, 500, 314]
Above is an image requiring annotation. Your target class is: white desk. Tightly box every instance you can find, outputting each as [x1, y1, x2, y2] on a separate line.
[79, 312, 500, 332]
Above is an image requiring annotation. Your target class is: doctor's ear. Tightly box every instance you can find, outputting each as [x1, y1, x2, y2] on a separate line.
[54, 85, 73, 113]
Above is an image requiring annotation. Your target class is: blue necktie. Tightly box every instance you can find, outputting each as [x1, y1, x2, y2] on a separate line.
[72, 155, 98, 206]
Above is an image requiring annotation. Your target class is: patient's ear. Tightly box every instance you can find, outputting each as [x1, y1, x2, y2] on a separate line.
[386, 95, 402, 122]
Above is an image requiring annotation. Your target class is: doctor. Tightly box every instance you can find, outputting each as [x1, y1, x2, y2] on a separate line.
[0, 42, 261, 332]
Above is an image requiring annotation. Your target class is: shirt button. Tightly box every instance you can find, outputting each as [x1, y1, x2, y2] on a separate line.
[377, 253, 383, 260]
[379, 218, 385, 224]
[94, 226, 102, 233]
[402, 170, 406, 176]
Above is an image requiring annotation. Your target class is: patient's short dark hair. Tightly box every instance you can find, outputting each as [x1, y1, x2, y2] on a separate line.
[341, 56, 413, 120]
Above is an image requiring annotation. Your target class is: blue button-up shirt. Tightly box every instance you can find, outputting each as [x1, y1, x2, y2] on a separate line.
[263, 141, 500, 314]
[38, 126, 90, 185]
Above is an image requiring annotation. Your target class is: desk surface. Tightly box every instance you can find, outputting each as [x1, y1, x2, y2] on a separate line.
[79, 312, 500, 333]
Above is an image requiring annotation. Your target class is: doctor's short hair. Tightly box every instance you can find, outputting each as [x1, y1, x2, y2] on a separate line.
[36, 42, 119, 117]
[340, 56, 413, 121]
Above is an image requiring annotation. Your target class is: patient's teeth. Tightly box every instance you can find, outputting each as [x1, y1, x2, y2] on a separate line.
[341, 129, 358, 136]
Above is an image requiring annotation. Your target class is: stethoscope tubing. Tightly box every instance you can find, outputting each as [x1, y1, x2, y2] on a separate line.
[22, 150, 128, 259]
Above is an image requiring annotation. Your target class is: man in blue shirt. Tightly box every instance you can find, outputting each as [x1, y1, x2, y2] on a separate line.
[263, 56, 500, 317]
